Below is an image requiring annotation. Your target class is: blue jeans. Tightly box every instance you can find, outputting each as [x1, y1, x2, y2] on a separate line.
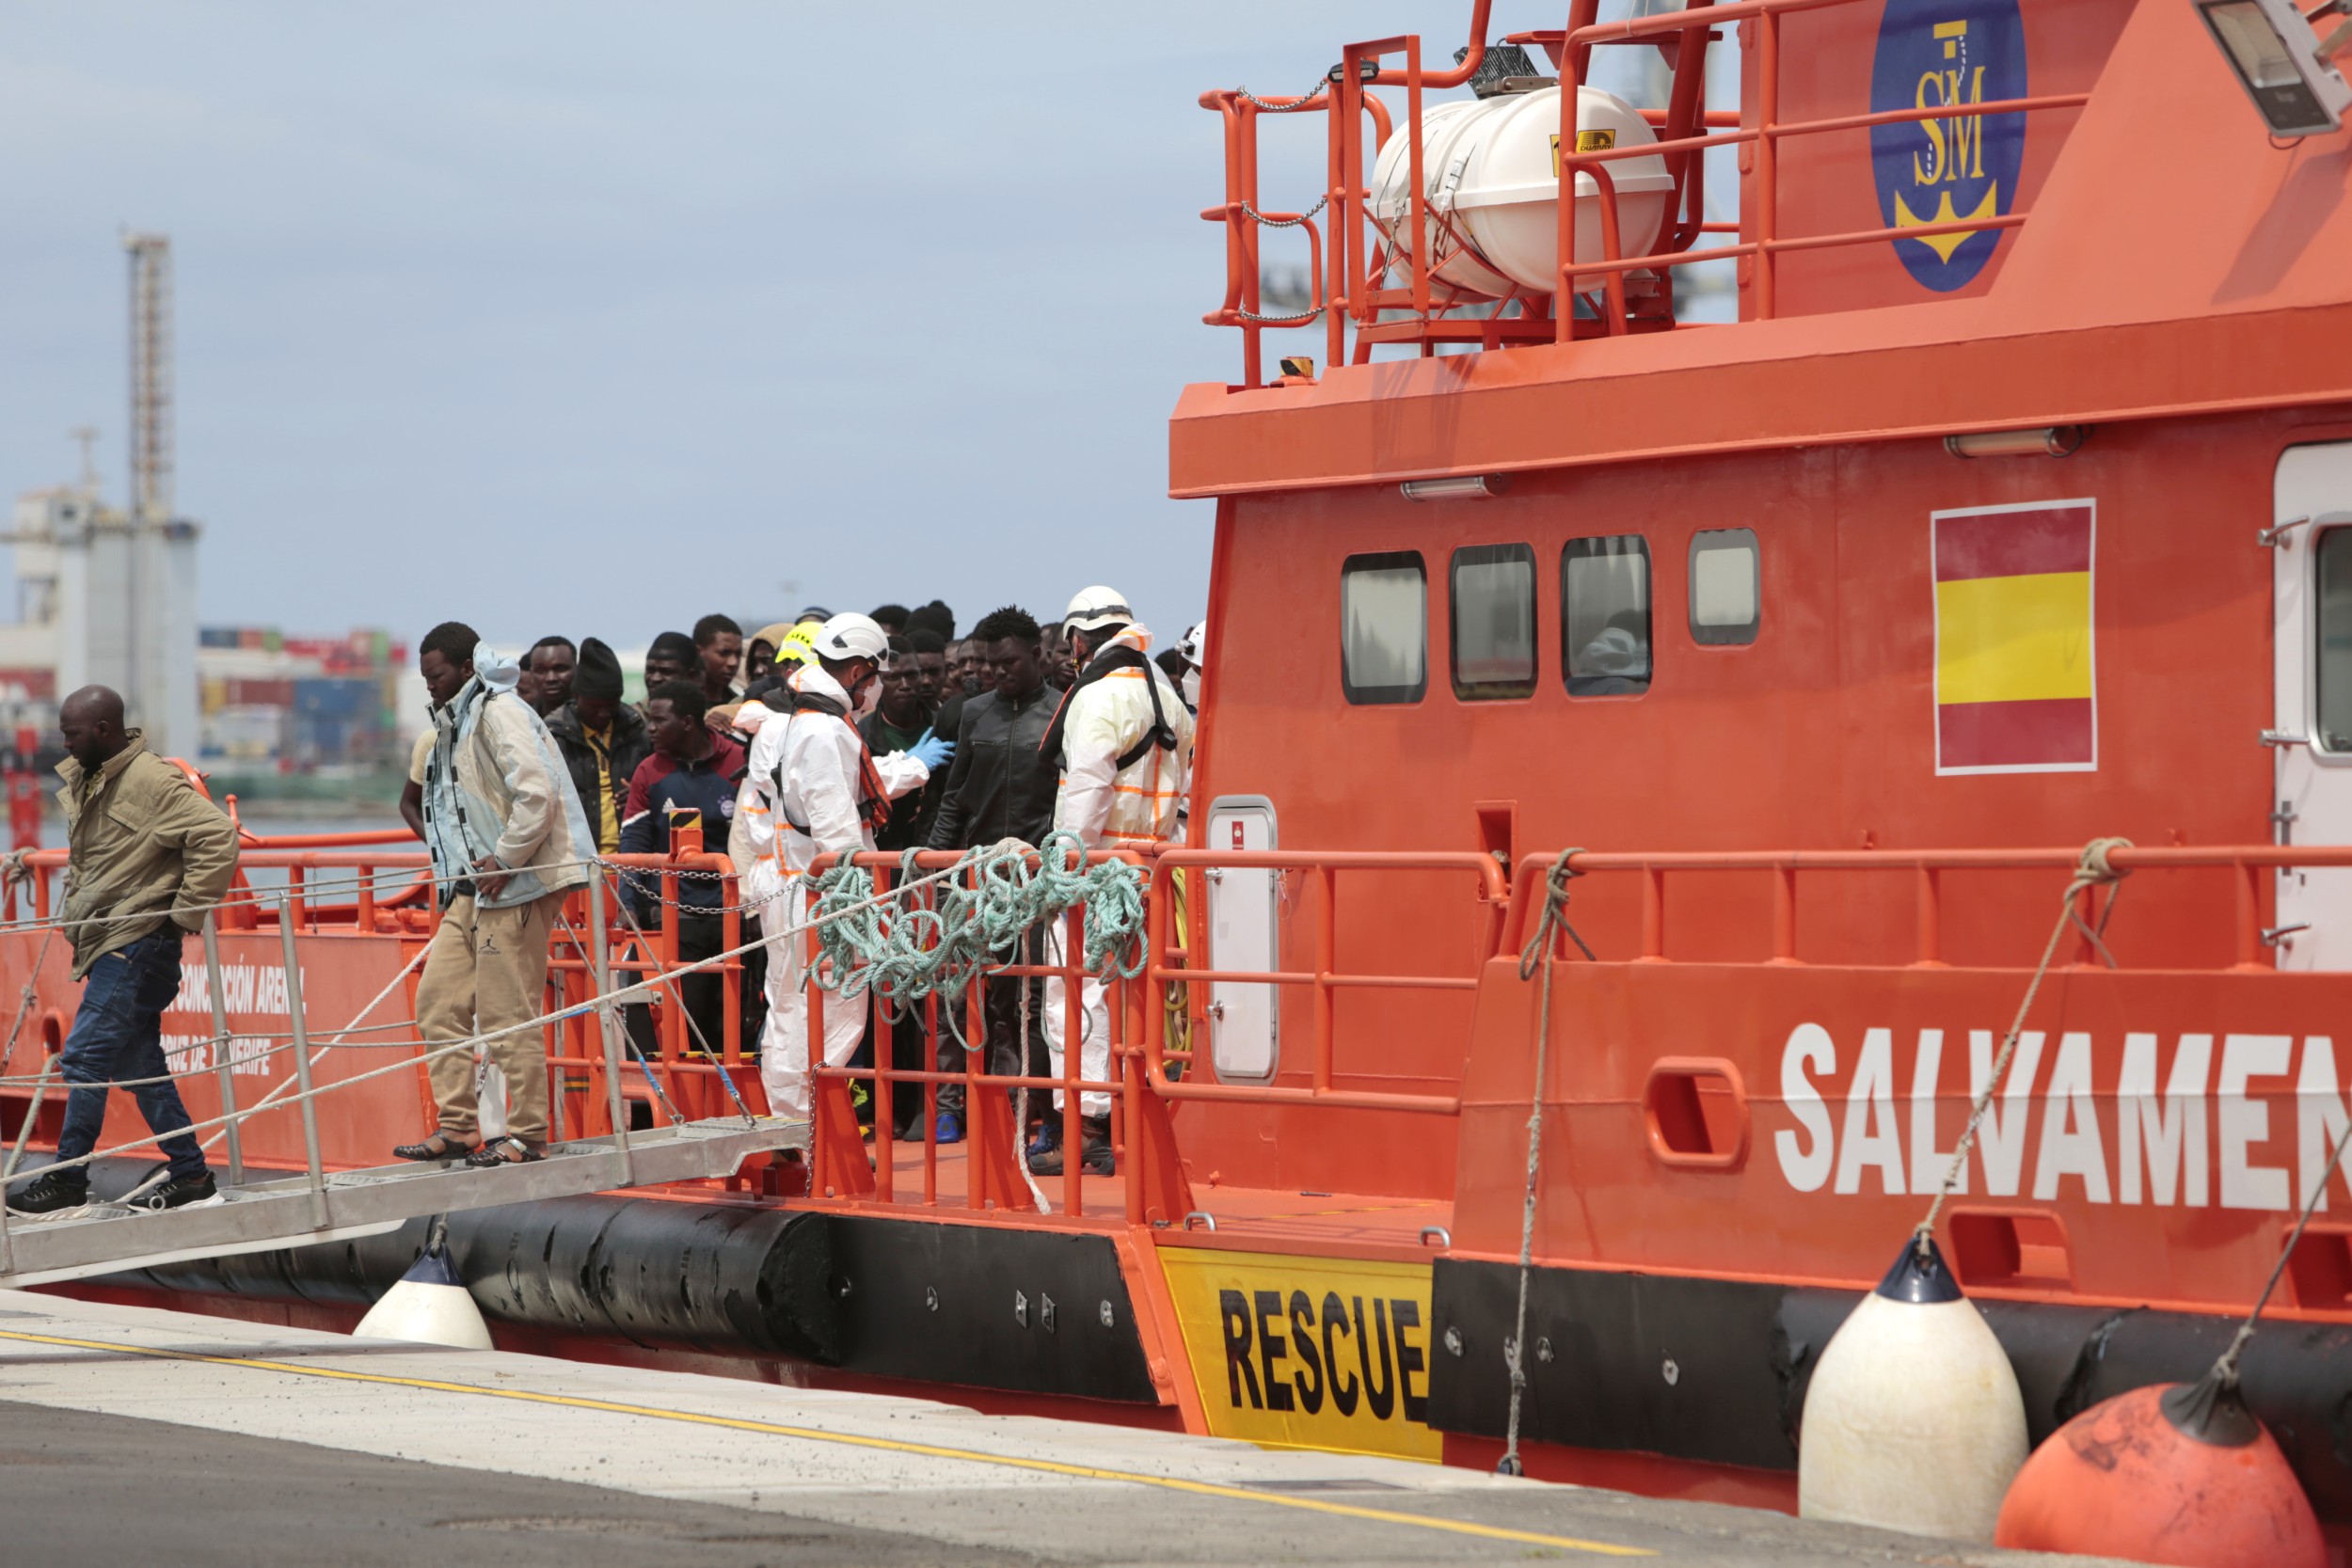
[55, 926, 207, 1181]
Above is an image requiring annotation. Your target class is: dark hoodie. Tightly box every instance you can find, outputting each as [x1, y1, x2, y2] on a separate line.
[545, 701, 652, 855]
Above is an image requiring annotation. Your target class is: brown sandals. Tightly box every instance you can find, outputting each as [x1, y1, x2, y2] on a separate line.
[391, 1133, 476, 1163]
[463, 1136, 544, 1167]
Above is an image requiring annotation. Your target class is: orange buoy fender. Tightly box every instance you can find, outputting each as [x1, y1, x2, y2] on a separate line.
[1994, 1374, 2325, 1568]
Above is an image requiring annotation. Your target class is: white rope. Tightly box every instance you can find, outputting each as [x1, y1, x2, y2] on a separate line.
[1913, 837, 2130, 1255]
[1497, 850, 1594, 1478]
[1015, 928, 1051, 1214]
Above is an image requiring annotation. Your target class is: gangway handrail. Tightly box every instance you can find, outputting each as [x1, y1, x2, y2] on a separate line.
[0, 846, 1028, 1285]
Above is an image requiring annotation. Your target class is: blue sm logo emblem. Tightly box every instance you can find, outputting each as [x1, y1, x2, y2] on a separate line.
[1868, 0, 2027, 291]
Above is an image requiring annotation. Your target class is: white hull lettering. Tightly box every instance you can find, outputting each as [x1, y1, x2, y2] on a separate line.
[1776, 1023, 2342, 1212]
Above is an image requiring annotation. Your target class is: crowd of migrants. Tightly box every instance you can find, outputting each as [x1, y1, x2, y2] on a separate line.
[387, 594, 1201, 1180]
[0, 595, 1196, 1216]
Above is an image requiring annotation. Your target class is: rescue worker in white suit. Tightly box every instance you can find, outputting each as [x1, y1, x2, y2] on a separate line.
[1032, 586, 1195, 1177]
[735, 613, 950, 1117]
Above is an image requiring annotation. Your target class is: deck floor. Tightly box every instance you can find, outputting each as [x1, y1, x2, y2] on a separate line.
[853, 1136, 1455, 1256]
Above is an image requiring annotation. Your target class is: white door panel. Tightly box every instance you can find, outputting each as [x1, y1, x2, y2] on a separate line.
[1204, 797, 1279, 1082]
[2273, 446, 2352, 970]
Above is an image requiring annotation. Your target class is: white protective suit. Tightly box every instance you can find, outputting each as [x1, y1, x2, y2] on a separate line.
[1044, 625, 1196, 1116]
[736, 665, 930, 1117]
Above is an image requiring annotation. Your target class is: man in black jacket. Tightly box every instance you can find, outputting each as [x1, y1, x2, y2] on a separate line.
[926, 606, 1065, 1142]
[545, 637, 652, 856]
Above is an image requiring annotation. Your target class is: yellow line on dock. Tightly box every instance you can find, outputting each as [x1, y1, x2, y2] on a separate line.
[0, 1325, 1650, 1557]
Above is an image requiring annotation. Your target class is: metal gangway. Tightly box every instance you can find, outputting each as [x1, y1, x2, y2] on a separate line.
[0, 1117, 804, 1289]
[0, 866, 803, 1291]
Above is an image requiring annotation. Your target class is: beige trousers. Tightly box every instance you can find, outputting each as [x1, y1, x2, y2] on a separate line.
[417, 890, 558, 1145]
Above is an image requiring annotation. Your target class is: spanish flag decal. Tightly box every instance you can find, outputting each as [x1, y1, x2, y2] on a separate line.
[1931, 499, 2095, 775]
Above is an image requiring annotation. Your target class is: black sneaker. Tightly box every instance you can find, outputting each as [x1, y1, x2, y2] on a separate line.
[1027, 1117, 1114, 1177]
[7, 1169, 89, 1215]
[122, 1167, 220, 1212]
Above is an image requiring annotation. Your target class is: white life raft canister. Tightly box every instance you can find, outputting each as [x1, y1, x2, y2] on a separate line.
[1369, 84, 1675, 300]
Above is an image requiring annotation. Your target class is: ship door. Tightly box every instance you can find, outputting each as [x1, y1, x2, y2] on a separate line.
[1203, 797, 1279, 1082]
[2270, 445, 2352, 969]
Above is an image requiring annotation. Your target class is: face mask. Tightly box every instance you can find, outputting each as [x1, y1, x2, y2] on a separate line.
[851, 669, 882, 720]
[1183, 667, 1201, 708]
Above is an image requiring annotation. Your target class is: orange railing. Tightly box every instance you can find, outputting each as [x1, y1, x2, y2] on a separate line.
[544, 852, 760, 1140]
[801, 848, 1157, 1221]
[1137, 849, 1508, 1116]
[0, 844, 436, 934]
[1494, 844, 2352, 972]
[1200, 0, 2091, 382]
[800, 846, 1513, 1226]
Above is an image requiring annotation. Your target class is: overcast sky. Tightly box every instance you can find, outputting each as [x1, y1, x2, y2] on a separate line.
[0, 2, 1459, 649]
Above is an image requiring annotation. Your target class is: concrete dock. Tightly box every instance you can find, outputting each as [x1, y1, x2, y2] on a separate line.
[0, 1289, 2128, 1566]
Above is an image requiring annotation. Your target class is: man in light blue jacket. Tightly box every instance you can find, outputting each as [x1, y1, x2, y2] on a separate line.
[394, 621, 594, 1167]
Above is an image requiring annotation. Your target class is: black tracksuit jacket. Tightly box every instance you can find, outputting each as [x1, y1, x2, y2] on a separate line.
[926, 683, 1065, 849]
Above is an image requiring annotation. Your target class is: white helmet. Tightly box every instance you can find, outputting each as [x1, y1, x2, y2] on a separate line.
[1179, 621, 1205, 668]
[1063, 585, 1136, 635]
[809, 611, 889, 664]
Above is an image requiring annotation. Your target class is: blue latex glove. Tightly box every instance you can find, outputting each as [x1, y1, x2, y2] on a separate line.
[908, 729, 955, 772]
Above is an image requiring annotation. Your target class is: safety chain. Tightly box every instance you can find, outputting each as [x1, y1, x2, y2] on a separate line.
[1233, 82, 1329, 112]
[1237, 306, 1325, 325]
[1241, 196, 1328, 229]
[1498, 849, 1594, 1478]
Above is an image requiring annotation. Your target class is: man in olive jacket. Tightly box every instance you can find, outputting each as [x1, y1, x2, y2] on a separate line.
[7, 686, 239, 1214]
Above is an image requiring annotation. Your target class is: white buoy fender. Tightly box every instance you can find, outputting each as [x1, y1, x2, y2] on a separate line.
[351, 1237, 493, 1351]
[1797, 1238, 2027, 1543]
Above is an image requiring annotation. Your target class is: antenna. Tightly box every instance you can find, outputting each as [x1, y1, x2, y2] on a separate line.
[122, 232, 172, 525]
[67, 426, 99, 498]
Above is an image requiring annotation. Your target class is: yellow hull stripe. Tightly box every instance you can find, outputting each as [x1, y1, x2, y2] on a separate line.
[0, 1325, 1650, 1558]
[1935, 570, 2091, 705]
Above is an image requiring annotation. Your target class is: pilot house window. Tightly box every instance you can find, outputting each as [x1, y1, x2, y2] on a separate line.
[1563, 535, 1652, 696]
[1690, 529, 1760, 645]
[1342, 551, 1427, 705]
[2317, 530, 2352, 751]
[1450, 544, 1537, 699]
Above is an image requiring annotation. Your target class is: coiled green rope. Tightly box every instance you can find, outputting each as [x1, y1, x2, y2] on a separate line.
[807, 832, 1150, 1019]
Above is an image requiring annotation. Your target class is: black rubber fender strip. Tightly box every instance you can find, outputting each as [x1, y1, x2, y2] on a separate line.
[1429, 1257, 2352, 1526]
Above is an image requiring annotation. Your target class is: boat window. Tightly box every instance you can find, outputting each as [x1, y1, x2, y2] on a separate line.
[2318, 529, 2352, 751]
[1341, 551, 1427, 704]
[1450, 544, 1537, 699]
[1689, 529, 1760, 646]
[1562, 535, 1652, 696]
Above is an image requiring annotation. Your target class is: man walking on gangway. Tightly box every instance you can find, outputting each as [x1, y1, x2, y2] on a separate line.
[393, 624, 594, 1168]
[8, 686, 238, 1214]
